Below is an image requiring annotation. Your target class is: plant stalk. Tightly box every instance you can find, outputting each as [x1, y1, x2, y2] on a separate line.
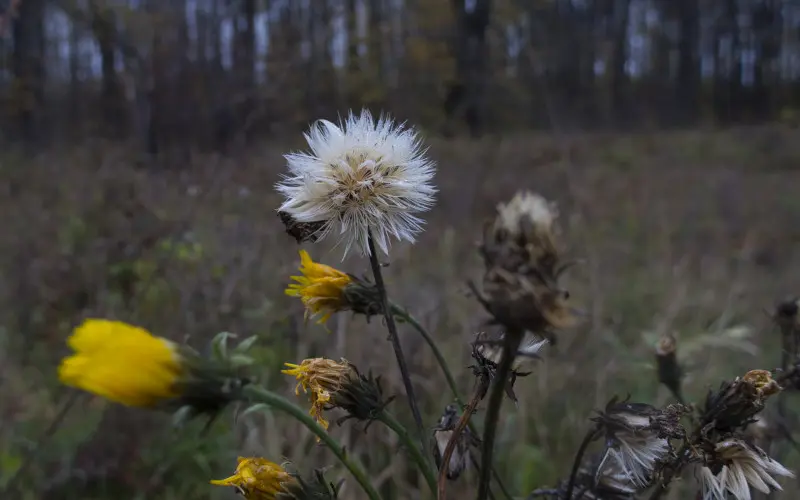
[366, 231, 427, 453]
[243, 385, 382, 500]
[438, 386, 483, 500]
[392, 304, 515, 500]
[476, 329, 523, 500]
[379, 411, 437, 495]
[563, 426, 601, 500]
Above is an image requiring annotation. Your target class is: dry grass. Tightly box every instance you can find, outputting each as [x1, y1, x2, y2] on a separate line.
[2, 125, 800, 499]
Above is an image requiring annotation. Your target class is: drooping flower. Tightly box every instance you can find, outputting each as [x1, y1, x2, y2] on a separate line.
[276, 109, 437, 258]
[696, 439, 794, 500]
[58, 319, 183, 407]
[210, 457, 293, 499]
[282, 358, 355, 430]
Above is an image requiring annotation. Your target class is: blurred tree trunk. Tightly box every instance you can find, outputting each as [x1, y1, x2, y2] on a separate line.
[445, 0, 492, 138]
[675, 0, 699, 124]
[90, 0, 124, 138]
[609, 0, 630, 127]
[12, 0, 46, 146]
[234, 0, 256, 141]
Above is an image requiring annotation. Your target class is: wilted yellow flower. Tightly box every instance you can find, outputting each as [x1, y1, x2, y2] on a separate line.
[282, 358, 353, 431]
[286, 250, 352, 325]
[742, 369, 782, 398]
[58, 319, 182, 407]
[210, 457, 293, 499]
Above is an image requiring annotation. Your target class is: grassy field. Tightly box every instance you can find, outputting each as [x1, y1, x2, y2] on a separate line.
[2, 125, 800, 499]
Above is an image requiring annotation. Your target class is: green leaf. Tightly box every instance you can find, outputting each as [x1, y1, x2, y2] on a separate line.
[233, 335, 259, 354]
[210, 331, 236, 361]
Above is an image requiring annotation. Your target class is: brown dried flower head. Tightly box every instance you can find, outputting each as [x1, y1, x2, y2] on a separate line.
[472, 191, 578, 344]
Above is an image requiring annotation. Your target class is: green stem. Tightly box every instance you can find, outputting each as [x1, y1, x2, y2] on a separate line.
[476, 330, 523, 500]
[242, 386, 382, 500]
[366, 233, 427, 455]
[379, 411, 438, 496]
[390, 303, 515, 500]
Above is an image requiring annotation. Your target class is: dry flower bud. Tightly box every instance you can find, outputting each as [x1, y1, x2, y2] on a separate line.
[701, 370, 781, 436]
[655, 333, 683, 402]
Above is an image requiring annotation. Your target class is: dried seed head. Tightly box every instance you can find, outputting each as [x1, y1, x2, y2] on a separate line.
[431, 405, 480, 481]
[592, 398, 688, 489]
[697, 438, 794, 500]
[276, 110, 436, 258]
[482, 191, 560, 275]
[474, 191, 578, 345]
[701, 370, 782, 436]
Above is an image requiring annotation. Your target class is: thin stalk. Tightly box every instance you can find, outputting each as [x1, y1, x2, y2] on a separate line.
[476, 330, 523, 500]
[243, 386, 382, 500]
[1, 389, 81, 496]
[366, 232, 426, 452]
[563, 426, 601, 500]
[438, 387, 483, 500]
[378, 411, 437, 495]
[391, 303, 515, 500]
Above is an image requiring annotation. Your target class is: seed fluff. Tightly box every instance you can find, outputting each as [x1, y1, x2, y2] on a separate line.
[276, 109, 436, 258]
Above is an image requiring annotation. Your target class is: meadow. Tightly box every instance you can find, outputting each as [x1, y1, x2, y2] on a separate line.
[2, 124, 800, 499]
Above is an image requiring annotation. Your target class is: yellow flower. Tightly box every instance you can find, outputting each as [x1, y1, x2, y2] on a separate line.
[282, 358, 353, 431]
[210, 457, 293, 499]
[285, 250, 352, 325]
[58, 319, 183, 407]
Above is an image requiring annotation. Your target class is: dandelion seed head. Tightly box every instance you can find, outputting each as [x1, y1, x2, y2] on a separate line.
[276, 109, 436, 258]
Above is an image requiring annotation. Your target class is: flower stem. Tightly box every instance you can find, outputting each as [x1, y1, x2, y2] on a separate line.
[391, 304, 515, 500]
[563, 426, 601, 500]
[476, 330, 523, 500]
[366, 232, 427, 453]
[242, 385, 382, 500]
[438, 386, 483, 500]
[378, 411, 438, 495]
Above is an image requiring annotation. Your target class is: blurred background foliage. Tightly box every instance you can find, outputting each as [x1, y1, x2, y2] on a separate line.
[2, 0, 800, 499]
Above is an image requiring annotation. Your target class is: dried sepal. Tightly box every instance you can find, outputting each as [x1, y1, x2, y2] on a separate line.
[431, 404, 481, 480]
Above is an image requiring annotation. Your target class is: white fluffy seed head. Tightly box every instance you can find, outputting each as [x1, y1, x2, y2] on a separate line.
[276, 110, 437, 258]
